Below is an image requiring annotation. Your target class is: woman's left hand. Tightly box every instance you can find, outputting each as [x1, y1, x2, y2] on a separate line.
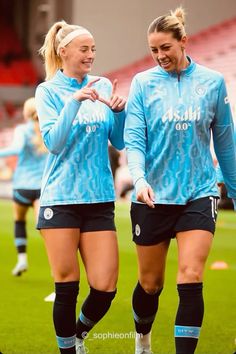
[98, 79, 126, 112]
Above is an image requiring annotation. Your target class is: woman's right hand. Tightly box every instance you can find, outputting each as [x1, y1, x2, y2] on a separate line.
[137, 185, 155, 208]
[73, 78, 100, 102]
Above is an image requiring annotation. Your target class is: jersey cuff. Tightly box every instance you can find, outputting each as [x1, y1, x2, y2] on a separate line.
[135, 178, 148, 193]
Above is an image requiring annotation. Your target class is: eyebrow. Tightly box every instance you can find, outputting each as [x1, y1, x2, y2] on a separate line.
[150, 43, 172, 49]
[80, 45, 96, 48]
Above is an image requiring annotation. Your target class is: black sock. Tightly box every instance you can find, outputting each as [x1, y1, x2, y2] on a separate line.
[76, 287, 116, 339]
[175, 283, 204, 354]
[14, 221, 27, 253]
[54, 281, 79, 353]
[132, 282, 162, 335]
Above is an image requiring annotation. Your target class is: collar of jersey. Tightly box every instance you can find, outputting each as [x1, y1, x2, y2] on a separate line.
[158, 56, 196, 77]
[55, 69, 89, 87]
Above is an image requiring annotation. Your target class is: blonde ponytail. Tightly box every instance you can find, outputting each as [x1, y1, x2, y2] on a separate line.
[39, 21, 65, 80]
[171, 7, 186, 26]
[39, 20, 84, 80]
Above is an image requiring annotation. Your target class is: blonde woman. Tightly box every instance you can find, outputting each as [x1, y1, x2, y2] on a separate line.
[35, 20, 126, 353]
[125, 7, 236, 354]
[0, 97, 47, 276]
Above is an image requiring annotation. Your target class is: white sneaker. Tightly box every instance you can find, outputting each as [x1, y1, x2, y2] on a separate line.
[135, 347, 153, 354]
[44, 292, 56, 302]
[12, 261, 28, 276]
[135, 331, 153, 354]
[76, 338, 87, 354]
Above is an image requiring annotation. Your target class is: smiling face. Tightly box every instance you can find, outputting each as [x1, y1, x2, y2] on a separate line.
[148, 31, 187, 73]
[60, 34, 96, 81]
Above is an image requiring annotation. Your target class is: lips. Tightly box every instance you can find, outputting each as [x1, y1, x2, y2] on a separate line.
[159, 60, 171, 68]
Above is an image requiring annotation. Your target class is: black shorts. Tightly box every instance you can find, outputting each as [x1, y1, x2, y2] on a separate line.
[37, 202, 116, 232]
[130, 196, 218, 245]
[13, 189, 41, 206]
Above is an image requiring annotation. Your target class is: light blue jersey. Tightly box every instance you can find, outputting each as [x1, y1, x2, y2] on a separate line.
[35, 70, 125, 206]
[0, 121, 47, 189]
[216, 129, 236, 183]
[124, 57, 236, 205]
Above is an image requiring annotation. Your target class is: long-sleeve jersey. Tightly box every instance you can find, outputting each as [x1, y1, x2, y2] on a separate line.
[124, 57, 236, 205]
[0, 121, 47, 189]
[35, 70, 125, 206]
[216, 129, 236, 182]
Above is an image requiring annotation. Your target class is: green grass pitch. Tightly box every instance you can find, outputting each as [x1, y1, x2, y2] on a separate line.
[0, 199, 235, 353]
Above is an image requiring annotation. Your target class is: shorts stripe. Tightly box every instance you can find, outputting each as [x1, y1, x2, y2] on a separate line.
[209, 197, 217, 222]
[174, 325, 201, 338]
[14, 191, 31, 205]
[13, 189, 40, 206]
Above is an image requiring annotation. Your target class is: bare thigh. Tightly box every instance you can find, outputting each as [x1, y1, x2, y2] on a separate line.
[176, 229, 213, 284]
[136, 239, 170, 294]
[79, 230, 118, 291]
[32, 199, 40, 222]
[41, 228, 80, 282]
[13, 201, 29, 221]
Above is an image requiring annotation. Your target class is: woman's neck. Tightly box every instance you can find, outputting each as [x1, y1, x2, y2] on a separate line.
[62, 68, 85, 83]
[176, 54, 189, 74]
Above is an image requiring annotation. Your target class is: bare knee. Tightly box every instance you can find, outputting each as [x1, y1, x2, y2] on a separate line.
[88, 270, 118, 292]
[139, 276, 164, 294]
[178, 265, 202, 283]
[53, 265, 79, 282]
[89, 278, 117, 292]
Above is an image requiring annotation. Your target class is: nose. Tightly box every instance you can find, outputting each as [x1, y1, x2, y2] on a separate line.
[89, 49, 96, 57]
[157, 50, 166, 61]
[84, 50, 95, 60]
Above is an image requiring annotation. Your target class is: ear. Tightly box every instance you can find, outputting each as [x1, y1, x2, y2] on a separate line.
[59, 47, 66, 58]
[180, 35, 187, 50]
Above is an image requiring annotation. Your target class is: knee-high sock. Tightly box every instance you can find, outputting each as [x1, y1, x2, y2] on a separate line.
[132, 282, 163, 335]
[14, 221, 27, 253]
[175, 283, 204, 354]
[54, 281, 79, 353]
[76, 287, 116, 339]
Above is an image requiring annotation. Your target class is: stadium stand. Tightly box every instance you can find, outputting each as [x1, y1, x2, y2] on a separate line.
[0, 23, 39, 86]
[0, 24, 23, 59]
[0, 18, 39, 141]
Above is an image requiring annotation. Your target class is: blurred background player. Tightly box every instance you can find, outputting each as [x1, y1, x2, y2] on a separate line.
[114, 150, 133, 200]
[124, 6, 236, 354]
[0, 97, 47, 276]
[35, 20, 126, 354]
